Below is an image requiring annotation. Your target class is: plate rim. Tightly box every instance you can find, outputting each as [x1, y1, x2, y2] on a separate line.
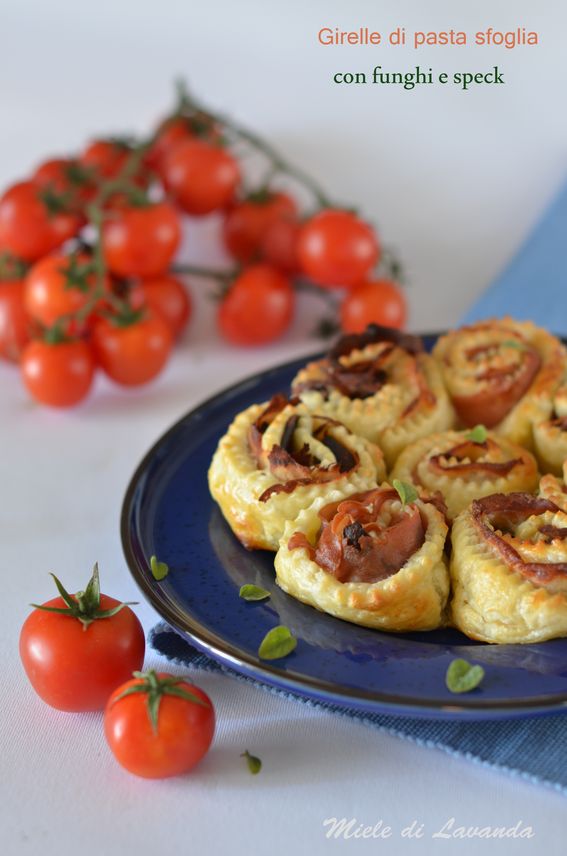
[121, 338, 567, 718]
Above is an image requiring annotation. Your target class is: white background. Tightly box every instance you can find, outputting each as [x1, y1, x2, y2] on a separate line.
[1, 1, 567, 854]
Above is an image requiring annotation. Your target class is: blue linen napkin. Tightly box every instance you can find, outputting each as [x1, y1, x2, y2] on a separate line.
[151, 183, 567, 794]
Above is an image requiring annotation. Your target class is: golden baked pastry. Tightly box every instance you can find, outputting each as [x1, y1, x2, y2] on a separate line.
[390, 427, 539, 520]
[450, 493, 567, 643]
[275, 485, 449, 631]
[291, 325, 455, 467]
[533, 385, 567, 475]
[433, 318, 566, 449]
[538, 462, 567, 512]
[208, 395, 386, 551]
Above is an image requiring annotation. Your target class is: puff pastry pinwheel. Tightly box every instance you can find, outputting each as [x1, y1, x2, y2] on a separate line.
[291, 324, 455, 467]
[450, 493, 567, 643]
[533, 385, 567, 475]
[275, 485, 449, 631]
[538, 462, 567, 512]
[390, 428, 539, 520]
[208, 394, 386, 551]
[433, 318, 566, 449]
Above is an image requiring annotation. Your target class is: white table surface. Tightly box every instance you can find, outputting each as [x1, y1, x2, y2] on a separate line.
[2, 1, 567, 854]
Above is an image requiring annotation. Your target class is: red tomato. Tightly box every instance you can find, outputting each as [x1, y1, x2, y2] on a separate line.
[21, 339, 96, 407]
[105, 671, 215, 778]
[340, 280, 407, 332]
[20, 566, 145, 711]
[163, 139, 240, 215]
[33, 158, 95, 204]
[140, 275, 191, 337]
[0, 181, 82, 262]
[0, 279, 30, 361]
[261, 215, 301, 273]
[218, 264, 294, 346]
[102, 202, 181, 278]
[92, 313, 173, 386]
[24, 253, 106, 328]
[297, 210, 380, 288]
[223, 193, 297, 263]
[80, 139, 131, 180]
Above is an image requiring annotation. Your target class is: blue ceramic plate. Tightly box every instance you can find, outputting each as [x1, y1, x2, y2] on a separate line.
[121, 336, 567, 720]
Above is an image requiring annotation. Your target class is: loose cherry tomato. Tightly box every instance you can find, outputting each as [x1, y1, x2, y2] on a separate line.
[0, 279, 30, 362]
[92, 312, 173, 386]
[163, 139, 240, 215]
[80, 139, 131, 180]
[340, 279, 407, 332]
[0, 181, 82, 262]
[261, 215, 301, 273]
[139, 275, 191, 337]
[102, 202, 181, 278]
[297, 209, 380, 288]
[20, 565, 145, 711]
[223, 192, 297, 263]
[21, 338, 96, 407]
[105, 670, 215, 779]
[218, 264, 294, 346]
[24, 253, 106, 328]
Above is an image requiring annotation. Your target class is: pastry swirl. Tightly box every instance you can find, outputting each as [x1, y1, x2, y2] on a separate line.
[451, 492, 567, 643]
[291, 325, 455, 467]
[533, 385, 567, 475]
[433, 318, 566, 448]
[275, 485, 449, 631]
[390, 429, 539, 520]
[208, 395, 385, 550]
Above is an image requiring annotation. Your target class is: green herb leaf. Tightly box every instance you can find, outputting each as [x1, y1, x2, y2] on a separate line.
[239, 584, 270, 602]
[466, 424, 488, 444]
[258, 626, 297, 660]
[150, 555, 169, 581]
[501, 339, 525, 350]
[392, 479, 418, 507]
[241, 750, 262, 775]
[445, 659, 485, 694]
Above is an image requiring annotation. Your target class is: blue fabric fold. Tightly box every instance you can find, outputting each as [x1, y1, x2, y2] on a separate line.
[151, 181, 567, 792]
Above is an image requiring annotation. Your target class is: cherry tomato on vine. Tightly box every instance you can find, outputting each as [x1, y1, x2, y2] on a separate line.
[80, 139, 131, 180]
[260, 215, 301, 273]
[297, 209, 380, 289]
[0, 278, 30, 362]
[102, 202, 181, 278]
[146, 114, 219, 174]
[223, 192, 297, 263]
[33, 158, 95, 204]
[139, 275, 191, 338]
[21, 338, 96, 407]
[105, 670, 215, 779]
[20, 564, 145, 711]
[0, 181, 82, 262]
[340, 279, 407, 332]
[163, 139, 240, 215]
[218, 264, 294, 346]
[24, 253, 107, 328]
[92, 311, 173, 386]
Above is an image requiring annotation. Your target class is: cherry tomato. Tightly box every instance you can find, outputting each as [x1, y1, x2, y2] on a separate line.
[0, 279, 30, 361]
[340, 280, 407, 332]
[21, 338, 96, 407]
[20, 565, 145, 711]
[33, 158, 95, 204]
[92, 312, 173, 386]
[163, 139, 240, 215]
[223, 192, 297, 263]
[261, 215, 301, 273]
[80, 139, 131, 180]
[0, 181, 82, 262]
[297, 209, 380, 288]
[24, 253, 106, 328]
[146, 118, 194, 172]
[102, 202, 181, 278]
[139, 275, 191, 337]
[218, 264, 294, 346]
[105, 671, 215, 778]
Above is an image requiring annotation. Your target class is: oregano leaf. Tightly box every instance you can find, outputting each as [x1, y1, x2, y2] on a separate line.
[150, 555, 169, 581]
[446, 659, 485, 694]
[466, 424, 488, 444]
[258, 626, 297, 660]
[239, 584, 270, 602]
[392, 479, 418, 507]
[241, 750, 262, 775]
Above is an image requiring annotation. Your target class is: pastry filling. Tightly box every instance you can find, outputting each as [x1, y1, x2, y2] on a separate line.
[288, 488, 426, 583]
[427, 438, 521, 479]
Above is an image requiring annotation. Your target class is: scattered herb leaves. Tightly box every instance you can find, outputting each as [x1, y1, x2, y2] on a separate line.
[239, 584, 271, 602]
[258, 625, 297, 660]
[150, 555, 169, 581]
[392, 479, 418, 507]
[241, 750, 262, 775]
[466, 424, 488, 444]
[445, 658, 485, 694]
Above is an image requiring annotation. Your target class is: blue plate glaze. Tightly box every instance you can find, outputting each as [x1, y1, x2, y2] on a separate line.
[121, 336, 567, 720]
